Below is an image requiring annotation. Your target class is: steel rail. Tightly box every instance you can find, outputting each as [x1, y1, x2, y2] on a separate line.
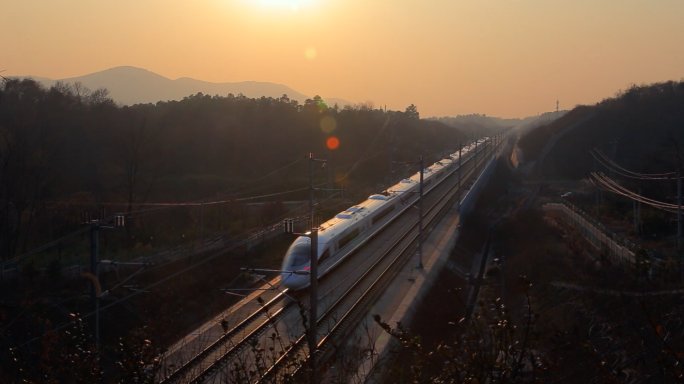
[311, 141, 503, 376]
[187, 300, 297, 384]
[160, 289, 290, 383]
[259, 140, 503, 382]
[173, 141, 500, 384]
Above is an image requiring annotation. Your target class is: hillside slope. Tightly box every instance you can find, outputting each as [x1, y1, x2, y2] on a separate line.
[12, 66, 352, 107]
[519, 80, 684, 181]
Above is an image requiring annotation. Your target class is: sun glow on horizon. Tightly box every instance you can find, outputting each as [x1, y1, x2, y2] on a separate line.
[250, 0, 314, 11]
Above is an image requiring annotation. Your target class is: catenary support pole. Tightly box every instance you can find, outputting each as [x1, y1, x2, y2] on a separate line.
[634, 194, 637, 235]
[475, 139, 478, 173]
[308, 151, 318, 382]
[678, 170, 682, 279]
[308, 228, 318, 381]
[458, 141, 462, 211]
[388, 130, 393, 189]
[328, 148, 332, 196]
[309, 153, 314, 229]
[595, 158, 600, 217]
[200, 202, 204, 247]
[90, 224, 100, 349]
[638, 188, 642, 236]
[417, 155, 424, 269]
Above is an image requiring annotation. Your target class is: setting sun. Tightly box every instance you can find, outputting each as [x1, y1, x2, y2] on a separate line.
[249, 0, 313, 10]
[4, 0, 684, 381]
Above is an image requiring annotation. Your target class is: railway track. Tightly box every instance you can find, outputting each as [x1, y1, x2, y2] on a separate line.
[159, 288, 294, 383]
[160, 141, 501, 384]
[258, 143, 500, 382]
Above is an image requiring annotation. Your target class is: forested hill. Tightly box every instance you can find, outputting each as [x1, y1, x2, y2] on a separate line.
[0, 78, 480, 256]
[518, 80, 684, 181]
[11, 66, 352, 108]
[430, 114, 535, 131]
[0, 78, 477, 200]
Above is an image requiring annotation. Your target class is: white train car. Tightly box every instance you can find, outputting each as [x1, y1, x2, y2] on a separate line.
[280, 141, 484, 290]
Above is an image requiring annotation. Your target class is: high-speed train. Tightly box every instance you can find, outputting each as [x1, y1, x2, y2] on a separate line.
[280, 138, 490, 290]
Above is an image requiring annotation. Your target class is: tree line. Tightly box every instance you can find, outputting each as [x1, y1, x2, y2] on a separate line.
[0, 78, 477, 260]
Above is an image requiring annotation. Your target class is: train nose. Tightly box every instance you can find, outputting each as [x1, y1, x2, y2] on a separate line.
[281, 268, 308, 289]
[281, 270, 295, 287]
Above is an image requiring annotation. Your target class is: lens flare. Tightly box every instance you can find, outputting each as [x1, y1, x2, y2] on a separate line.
[320, 115, 337, 133]
[326, 136, 339, 150]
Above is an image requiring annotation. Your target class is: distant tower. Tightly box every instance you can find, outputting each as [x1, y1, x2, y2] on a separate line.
[556, 99, 559, 118]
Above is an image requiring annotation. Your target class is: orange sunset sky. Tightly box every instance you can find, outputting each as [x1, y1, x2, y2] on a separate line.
[3, 0, 683, 117]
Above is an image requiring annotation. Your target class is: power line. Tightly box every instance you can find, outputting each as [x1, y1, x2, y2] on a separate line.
[14, 159, 384, 345]
[338, 117, 391, 182]
[592, 149, 676, 179]
[3, 146, 390, 268]
[591, 173, 677, 213]
[8, 122, 404, 343]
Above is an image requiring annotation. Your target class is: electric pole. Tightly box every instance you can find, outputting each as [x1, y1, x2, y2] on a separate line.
[307, 152, 326, 380]
[328, 148, 333, 197]
[83, 211, 128, 350]
[308, 228, 318, 380]
[388, 130, 394, 189]
[458, 141, 462, 211]
[418, 155, 424, 269]
[200, 202, 204, 247]
[594, 157, 600, 217]
[393, 156, 426, 268]
[678, 169, 682, 278]
[90, 222, 100, 348]
[475, 139, 478, 173]
[633, 192, 638, 235]
[638, 188, 642, 236]
[309, 153, 314, 230]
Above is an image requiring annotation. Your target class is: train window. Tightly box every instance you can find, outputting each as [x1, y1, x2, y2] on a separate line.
[319, 249, 331, 265]
[285, 242, 310, 266]
[337, 228, 360, 249]
[369, 194, 388, 201]
[371, 205, 396, 225]
[423, 179, 432, 187]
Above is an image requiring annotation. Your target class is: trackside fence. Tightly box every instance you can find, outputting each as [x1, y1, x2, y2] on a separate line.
[543, 201, 658, 267]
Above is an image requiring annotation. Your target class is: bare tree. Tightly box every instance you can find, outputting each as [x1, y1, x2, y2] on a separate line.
[112, 112, 163, 241]
[0, 78, 55, 259]
[72, 81, 91, 104]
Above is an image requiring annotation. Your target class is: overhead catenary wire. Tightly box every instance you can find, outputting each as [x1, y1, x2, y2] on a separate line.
[6, 194, 342, 333]
[14, 145, 407, 346]
[22, 177, 353, 323]
[3, 140, 392, 268]
[591, 149, 677, 180]
[594, 148, 677, 177]
[593, 172, 677, 209]
[0, 224, 98, 269]
[591, 172, 678, 213]
[10, 117, 440, 345]
[591, 173, 674, 210]
[0, 156, 309, 267]
[337, 116, 391, 182]
[20, 194, 356, 345]
[120, 191, 346, 279]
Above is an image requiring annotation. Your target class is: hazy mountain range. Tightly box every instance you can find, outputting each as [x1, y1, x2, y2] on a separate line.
[12, 66, 352, 107]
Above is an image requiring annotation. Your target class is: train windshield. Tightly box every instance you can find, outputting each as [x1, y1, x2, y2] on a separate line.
[285, 241, 311, 267]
